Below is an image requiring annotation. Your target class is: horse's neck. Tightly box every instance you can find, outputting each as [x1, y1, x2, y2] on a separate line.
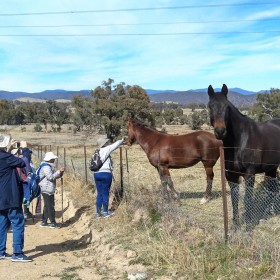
[224, 105, 254, 147]
[134, 126, 159, 153]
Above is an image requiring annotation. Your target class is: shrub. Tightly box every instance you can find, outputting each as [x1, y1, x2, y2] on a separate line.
[33, 124, 43, 132]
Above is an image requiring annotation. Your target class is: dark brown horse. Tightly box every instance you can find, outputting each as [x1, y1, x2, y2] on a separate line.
[208, 84, 280, 231]
[127, 116, 222, 203]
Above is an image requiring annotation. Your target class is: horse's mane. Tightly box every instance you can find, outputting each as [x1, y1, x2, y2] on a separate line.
[132, 117, 166, 133]
[227, 99, 249, 119]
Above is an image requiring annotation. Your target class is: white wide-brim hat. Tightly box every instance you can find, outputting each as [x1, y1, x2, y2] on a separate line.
[43, 151, 58, 161]
[0, 134, 10, 148]
[97, 135, 110, 148]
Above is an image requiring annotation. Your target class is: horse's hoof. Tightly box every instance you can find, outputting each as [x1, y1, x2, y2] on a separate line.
[200, 197, 211, 204]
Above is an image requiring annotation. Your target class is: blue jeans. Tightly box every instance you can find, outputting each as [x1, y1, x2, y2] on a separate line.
[0, 208, 25, 255]
[94, 172, 113, 215]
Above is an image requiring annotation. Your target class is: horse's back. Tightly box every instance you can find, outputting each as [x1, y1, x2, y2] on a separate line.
[263, 118, 280, 129]
[258, 118, 280, 150]
[151, 130, 221, 168]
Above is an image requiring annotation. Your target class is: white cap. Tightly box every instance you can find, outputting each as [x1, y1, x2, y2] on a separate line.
[43, 151, 58, 161]
[0, 135, 10, 148]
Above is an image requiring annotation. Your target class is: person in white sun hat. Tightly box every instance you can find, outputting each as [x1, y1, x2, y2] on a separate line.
[37, 151, 64, 229]
[92, 135, 124, 218]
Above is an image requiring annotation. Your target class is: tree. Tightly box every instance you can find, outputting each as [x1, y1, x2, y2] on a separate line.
[45, 100, 70, 132]
[0, 100, 17, 125]
[74, 79, 153, 139]
[186, 109, 208, 130]
[71, 95, 97, 132]
[251, 89, 280, 121]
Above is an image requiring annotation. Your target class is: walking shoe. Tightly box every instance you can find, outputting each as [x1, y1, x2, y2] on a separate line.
[103, 211, 115, 218]
[40, 222, 49, 228]
[24, 212, 34, 219]
[49, 223, 61, 229]
[96, 213, 102, 219]
[11, 254, 32, 262]
[0, 253, 12, 260]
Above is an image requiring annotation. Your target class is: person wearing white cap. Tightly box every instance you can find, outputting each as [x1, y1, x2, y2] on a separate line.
[0, 135, 33, 262]
[37, 151, 64, 229]
[93, 135, 124, 218]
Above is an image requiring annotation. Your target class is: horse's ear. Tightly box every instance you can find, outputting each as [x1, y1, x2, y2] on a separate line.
[208, 85, 214, 97]
[221, 84, 228, 97]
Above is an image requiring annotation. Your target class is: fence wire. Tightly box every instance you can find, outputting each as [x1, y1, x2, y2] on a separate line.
[32, 144, 280, 246]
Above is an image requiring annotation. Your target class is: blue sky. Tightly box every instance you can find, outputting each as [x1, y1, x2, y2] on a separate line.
[1, 0, 280, 92]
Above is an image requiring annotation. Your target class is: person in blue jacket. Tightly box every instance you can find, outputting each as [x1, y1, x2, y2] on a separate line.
[0, 135, 33, 262]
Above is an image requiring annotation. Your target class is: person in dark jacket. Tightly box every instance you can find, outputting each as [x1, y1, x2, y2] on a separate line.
[0, 135, 32, 262]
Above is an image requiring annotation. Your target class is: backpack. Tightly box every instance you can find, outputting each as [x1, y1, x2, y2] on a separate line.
[89, 149, 111, 172]
[89, 149, 103, 172]
[22, 163, 49, 205]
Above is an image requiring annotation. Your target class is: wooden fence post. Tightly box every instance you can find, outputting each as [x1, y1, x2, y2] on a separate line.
[219, 146, 229, 241]
[84, 146, 88, 184]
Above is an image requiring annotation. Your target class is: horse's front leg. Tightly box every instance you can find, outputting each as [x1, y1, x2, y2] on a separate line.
[200, 165, 214, 204]
[157, 167, 170, 201]
[227, 172, 240, 230]
[244, 175, 255, 231]
[262, 169, 279, 218]
[165, 176, 180, 203]
[158, 166, 180, 203]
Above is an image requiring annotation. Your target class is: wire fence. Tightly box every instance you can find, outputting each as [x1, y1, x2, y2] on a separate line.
[30, 143, 280, 244]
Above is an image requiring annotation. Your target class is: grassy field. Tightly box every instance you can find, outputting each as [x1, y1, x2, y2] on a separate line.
[2, 123, 280, 279]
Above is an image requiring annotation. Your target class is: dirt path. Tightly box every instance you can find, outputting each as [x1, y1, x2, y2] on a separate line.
[0, 191, 149, 280]
[0, 196, 102, 280]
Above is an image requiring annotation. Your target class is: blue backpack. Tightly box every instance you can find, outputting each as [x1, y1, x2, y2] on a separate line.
[22, 163, 49, 205]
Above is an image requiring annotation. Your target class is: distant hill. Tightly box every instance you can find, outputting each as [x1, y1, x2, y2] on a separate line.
[0, 87, 267, 107]
[0, 89, 91, 101]
[147, 89, 257, 107]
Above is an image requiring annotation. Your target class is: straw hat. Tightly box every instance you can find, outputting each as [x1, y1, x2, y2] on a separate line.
[97, 135, 110, 148]
[0, 135, 10, 148]
[43, 151, 58, 161]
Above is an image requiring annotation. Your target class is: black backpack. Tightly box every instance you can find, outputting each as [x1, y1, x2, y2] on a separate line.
[89, 149, 106, 172]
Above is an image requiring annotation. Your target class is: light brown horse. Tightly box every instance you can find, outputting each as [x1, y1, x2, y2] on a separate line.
[127, 116, 222, 203]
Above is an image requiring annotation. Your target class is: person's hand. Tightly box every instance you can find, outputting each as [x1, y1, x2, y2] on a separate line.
[59, 167, 65, 174]
[122, 137, 127, 144]
[20, 140, 27, 148]
[10, 138, 17, 147]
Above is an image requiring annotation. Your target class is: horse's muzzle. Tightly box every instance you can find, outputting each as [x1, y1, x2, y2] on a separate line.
[214, 127, 227, 139]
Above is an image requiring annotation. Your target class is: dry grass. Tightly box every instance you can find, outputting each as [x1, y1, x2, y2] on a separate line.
[5, 124, 280, 279]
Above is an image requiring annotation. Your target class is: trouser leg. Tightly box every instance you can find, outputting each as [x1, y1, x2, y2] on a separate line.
[8, 208, 25, 254]
[42, 193, 56, 223]
[0, 210, 10, 255]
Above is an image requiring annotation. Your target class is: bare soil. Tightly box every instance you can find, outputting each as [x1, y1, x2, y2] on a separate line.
[1, 190, 149, 280]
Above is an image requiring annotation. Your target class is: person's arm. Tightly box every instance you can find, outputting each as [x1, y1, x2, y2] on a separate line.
[106, 139, 124, 154]
[21, 147, 32, 164]
[42, 165, 62, 181]
[7, 153, 26, 168]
